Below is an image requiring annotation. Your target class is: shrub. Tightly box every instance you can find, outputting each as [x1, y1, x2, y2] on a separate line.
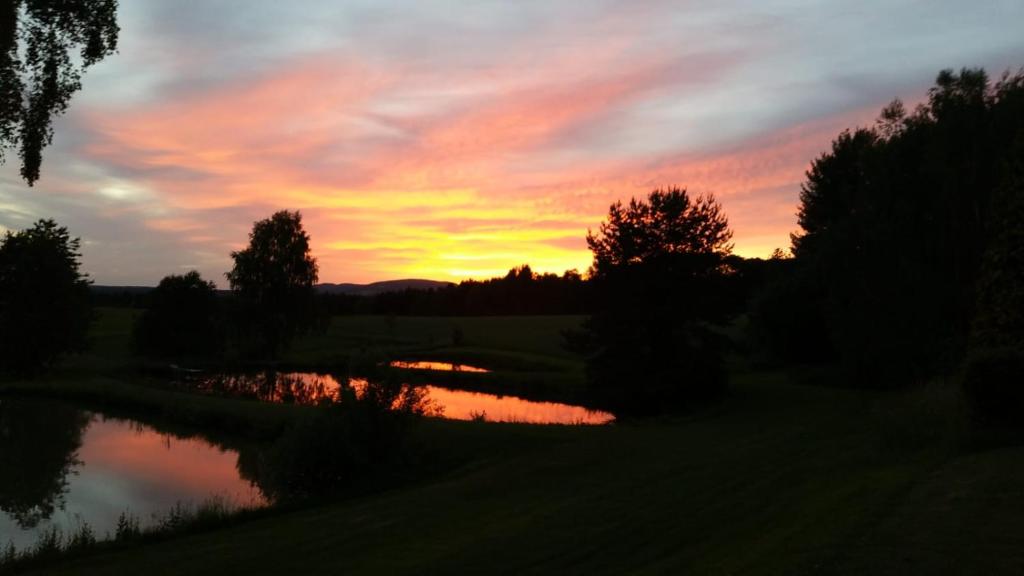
[962, 347, 1024, 426]
[255, 373, 429, 501]
[133, 270, 224, 359]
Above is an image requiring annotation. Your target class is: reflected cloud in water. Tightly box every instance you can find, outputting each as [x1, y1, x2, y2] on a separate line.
[0, 399, 266, 552]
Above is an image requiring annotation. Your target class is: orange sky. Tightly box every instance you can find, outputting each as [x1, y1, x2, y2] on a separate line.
[1, 1, 1022, 285]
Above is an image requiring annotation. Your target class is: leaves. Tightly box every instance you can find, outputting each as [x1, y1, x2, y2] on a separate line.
[586, 187, 733, 278]
[0, 0, 119, 185]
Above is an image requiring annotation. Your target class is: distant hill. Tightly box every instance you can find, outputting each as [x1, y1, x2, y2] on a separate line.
[316, 279, 453, 296]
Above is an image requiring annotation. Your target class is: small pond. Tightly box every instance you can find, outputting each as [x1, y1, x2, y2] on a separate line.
[389, 360, 490, 373]
[190, 372, 614, 425]
[0, 398, 267, 552]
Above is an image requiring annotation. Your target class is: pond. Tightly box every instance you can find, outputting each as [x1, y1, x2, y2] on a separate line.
[189, 372, 614, 425]
[389, 360, 490, 373]
[0, 398, 266, 552]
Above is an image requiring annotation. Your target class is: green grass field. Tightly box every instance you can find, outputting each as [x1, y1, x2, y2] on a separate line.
[6, 309, 1024, 574]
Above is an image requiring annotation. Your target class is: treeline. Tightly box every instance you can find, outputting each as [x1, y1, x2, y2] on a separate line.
[320, 266, 591, 316]
[751, 67, 1024, 420]
[95, 260, 778, 319]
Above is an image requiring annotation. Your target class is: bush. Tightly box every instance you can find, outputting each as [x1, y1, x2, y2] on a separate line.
[255, 373, 429, 501]
[585, 317, 727, 416]
[962, 347, 1024, 426]
[133, 271, 224, 359]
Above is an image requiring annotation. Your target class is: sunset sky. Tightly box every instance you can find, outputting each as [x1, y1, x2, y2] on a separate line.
[1, 1, 1023, 285]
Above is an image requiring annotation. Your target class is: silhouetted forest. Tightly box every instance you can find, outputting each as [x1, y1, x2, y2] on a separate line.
[94, 259, 774, 320]
[318, 265, 592, 316]
[751, 67, 1024, 419]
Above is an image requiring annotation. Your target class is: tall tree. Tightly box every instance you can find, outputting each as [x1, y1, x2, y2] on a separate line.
[0, 219, 92, 373]
[579, 187, 733, 415]
[1, 0, 119, 185]
[587, 187, 733, 277]
[782, 67, 1024, 387]
[226, 210, 319, 358]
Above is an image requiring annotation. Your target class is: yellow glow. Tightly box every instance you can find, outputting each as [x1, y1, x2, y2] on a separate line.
[77, 51, 880, 283]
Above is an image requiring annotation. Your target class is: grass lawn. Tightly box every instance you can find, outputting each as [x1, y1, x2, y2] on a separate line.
[5, 309, 1024, 574]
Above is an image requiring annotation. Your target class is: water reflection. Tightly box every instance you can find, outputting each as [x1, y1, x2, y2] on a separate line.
[0, 399, 266, 552]
[196, 372, 339, 404]
[188, 372, 613, 425]
[389, 360, 490, 373]
[0, 399, 89, 529]
[407, 386, 612, 425]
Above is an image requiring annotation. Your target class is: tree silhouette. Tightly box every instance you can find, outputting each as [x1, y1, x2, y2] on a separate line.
[133, 270, 224, 359]
[778, 67, 1024, 387]
[1, 0, 119, 185]
[0, 219, 92, 374]
[587, 187, 732, 277]
[226, 210, 319, 358]
[579, 188, 733, 415]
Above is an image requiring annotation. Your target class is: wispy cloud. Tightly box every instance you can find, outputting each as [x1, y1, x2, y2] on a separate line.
[2, 0, 1023, 284]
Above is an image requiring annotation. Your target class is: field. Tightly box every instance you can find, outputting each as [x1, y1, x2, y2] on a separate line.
[5, 309, 1024, 574]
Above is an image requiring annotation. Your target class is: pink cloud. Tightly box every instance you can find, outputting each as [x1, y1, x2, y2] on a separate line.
[71, 44, 880, 281]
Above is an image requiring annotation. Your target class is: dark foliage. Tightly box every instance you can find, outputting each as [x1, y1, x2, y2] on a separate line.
[0, 219, 92, 374]
[226, 210, 320, 358]
[132, 270, 224, 359]
[777, 67, 1024, 387]
[587, 188, 733, 277]
[577, 187, 733, 415]
[255, 371, 429, 501]
[746, 257, 836, 365]
[0, 0, 119, 185]
[962, 160, 1024, 423]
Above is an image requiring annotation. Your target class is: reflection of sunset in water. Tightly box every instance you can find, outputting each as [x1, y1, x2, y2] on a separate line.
[0, 405, 265, 553]
[417, 386, 614, 424]
[349, 374, 612, 424]
[192, 372, 613, 424]
[79, 417, 267, 506]
[390, 360, 490, 373]
[197, 372, 341, 404]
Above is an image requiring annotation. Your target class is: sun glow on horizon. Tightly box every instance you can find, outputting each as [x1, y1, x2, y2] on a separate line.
[3, 1, 1021, 285]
